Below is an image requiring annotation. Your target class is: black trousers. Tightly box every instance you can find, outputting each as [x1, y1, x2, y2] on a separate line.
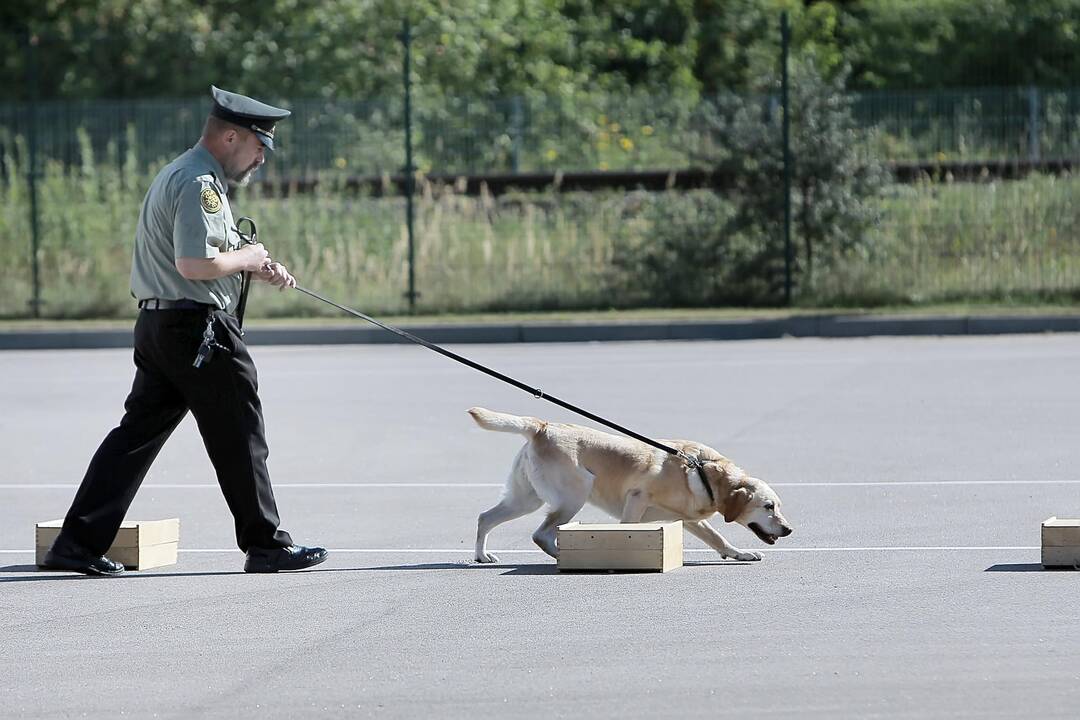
[60, 308, 293, 555]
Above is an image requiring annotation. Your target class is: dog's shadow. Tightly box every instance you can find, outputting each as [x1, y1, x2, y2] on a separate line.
[368, 560, 755, 575]
[360, 561, 557, 575]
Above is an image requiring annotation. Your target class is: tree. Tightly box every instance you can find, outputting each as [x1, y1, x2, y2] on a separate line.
[693, 0, 847, 94]
[704, 59, 888, 298]
[840, 0, 1080, 89]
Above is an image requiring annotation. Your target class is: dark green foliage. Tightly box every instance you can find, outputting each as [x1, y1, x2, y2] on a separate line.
[5, 1, 1080, 102]
[608, 191, 755, 307]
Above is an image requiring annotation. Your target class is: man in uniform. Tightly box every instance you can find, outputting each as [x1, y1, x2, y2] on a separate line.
[42, 86, 327, 576]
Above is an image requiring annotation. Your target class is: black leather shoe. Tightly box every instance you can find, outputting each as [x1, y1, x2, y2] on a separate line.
[41, 535, 125, 576]
[244, 545, 328, 573]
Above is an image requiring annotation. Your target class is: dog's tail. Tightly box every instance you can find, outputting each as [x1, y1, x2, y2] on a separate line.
[467, 407, 543, 437]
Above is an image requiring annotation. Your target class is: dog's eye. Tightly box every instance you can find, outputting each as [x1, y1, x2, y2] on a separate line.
[764, 502, 775, 511]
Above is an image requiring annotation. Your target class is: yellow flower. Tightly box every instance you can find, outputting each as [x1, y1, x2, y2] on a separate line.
[599, 161, 609, 171]
[641, 125, 654, 136]
[598, 114, 608, 126]
[619, 137, 633, 151]
[545, 149, 558, 161]
[936, 151, 947, 163]
[334, 157, 347, 169]
[609, 122, 621, 133]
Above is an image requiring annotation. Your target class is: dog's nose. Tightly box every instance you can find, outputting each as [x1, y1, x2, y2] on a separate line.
[780, 525, 793, 537]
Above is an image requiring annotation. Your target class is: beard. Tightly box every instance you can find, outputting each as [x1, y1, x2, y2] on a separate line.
[223, 148, 262, 187]
[228, 160, 260, 187]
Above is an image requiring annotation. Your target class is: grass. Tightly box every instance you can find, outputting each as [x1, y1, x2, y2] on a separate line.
[2, 133, 1080, 319]
[4, 302, 1080, 333]
[809, 173, 1080, 306]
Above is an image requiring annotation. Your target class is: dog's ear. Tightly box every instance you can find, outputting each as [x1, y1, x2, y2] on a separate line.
[723, 487, 751, 523]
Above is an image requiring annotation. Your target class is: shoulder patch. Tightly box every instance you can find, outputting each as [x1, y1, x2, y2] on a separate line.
[200, 186, 222, 214]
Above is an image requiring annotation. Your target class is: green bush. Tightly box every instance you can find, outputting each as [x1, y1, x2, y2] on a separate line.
[607, 191, 783, 306]
[700, 60, 889, 302]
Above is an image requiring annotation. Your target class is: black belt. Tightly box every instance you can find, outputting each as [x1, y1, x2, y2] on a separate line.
[138, 299, 216, 311]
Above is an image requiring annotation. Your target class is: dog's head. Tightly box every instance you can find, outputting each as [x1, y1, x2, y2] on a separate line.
[702, 462, 793, 545]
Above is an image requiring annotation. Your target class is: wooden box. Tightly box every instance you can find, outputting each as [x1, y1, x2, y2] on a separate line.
[36, 518, 180, 570]
[557, 521, 683, 572]
[1042, 517, 1080, 568]
[1036, 518, 1080, 569]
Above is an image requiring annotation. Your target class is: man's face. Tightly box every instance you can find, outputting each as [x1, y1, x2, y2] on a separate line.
[223, 129, 266, 187]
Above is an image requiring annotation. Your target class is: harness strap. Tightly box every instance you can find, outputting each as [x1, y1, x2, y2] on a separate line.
[692, 463, 716, 505]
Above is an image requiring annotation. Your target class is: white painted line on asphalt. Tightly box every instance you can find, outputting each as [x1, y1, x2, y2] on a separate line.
[2, 480, 1079, 490]
[181, 546, 1043, 553]
[0, 546, 1040, 555]
[777, 481, 1080, 487]
[0, 482, 505, 489]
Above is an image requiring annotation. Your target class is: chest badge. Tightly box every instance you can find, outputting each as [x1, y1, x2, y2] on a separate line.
[200, 186, 223, 214]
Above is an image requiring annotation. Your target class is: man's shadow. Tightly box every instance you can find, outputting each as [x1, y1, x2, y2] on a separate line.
[0, 563, 250, 582]
[0, 561, 551, 580]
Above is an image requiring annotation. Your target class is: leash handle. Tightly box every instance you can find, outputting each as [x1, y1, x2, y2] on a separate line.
[233, 217, 258, 331]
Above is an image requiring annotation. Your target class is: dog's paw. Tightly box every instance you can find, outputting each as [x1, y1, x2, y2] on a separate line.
[475, 551, 500, 564]
[724, 549, 762, 562]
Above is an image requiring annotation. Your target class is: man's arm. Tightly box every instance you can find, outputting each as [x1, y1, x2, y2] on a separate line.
[175, 243, 269, 280]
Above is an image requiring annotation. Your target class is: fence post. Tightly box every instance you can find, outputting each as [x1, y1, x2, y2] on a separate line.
[510, 94, 523, 172]
[780, 12, 793, 305]
[26, 32, 43, 318]
[1028, 84, 1040, 162]
[400, 16, 418, 313]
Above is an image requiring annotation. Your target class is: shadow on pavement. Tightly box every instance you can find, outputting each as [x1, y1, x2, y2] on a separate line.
[0, 565, 251, 582]
[497, 564, 559, 575]
[358, 561, 556, 574]
[1, 558, 755, 581]
[984, 563, 1052, 572]
[362, 562, 476, 571]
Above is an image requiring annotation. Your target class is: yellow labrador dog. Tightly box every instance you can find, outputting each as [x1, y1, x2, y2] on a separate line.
[469, 407, 792, 563]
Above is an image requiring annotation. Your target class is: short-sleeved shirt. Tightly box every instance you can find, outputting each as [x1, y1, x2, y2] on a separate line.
[130, 143, 243, 311]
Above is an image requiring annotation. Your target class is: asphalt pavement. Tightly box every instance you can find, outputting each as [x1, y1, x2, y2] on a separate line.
[2, 334, 1079, 718]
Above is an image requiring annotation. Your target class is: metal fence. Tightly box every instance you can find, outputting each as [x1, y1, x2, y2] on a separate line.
[3, 19, 1080, 320]
[4, 86, 1080, 182]
[4, 87, 1080, 319]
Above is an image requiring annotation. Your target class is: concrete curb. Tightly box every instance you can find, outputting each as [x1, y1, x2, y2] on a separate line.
[2, 314, 1080, 350]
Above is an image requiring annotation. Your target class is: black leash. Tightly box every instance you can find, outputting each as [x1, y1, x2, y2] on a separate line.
[231, 216, 716, 503]
[290, 284, 716, 504]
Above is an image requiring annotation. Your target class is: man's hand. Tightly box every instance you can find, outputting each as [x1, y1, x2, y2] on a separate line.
[241, 243, 270, 272]
[255, 260, 296, 290]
